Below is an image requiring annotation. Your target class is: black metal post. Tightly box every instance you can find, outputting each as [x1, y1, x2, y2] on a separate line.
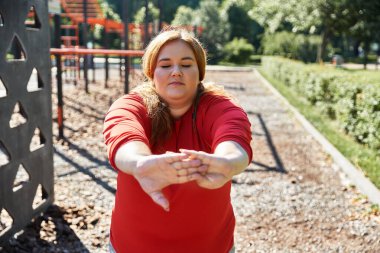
[123, 0, 129, 94]
[144, 0, 149, 46]
[54, 14, 64, 140]
[158, 0, 163, 31]
[104, 14, 109, 88]
[119, 55, 122, 79]
[83, 0, 89, 93]
[90, 28, 95, 83]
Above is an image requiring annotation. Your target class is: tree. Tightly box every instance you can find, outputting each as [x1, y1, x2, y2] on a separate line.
[171, 6, 196, 26]
[160, 0, 200, 23]
[223, 0, 263, 49]
[348, 0, 380, 68]
[196, 0, 230, 63]
[133, 2, 160, 24]
[249, 0, 358, 63]
[223, 37, 255, 64]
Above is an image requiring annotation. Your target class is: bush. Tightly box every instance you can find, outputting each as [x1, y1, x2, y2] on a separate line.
[262, 32, 321, 63]
[262, 56, 380, 151]
[222, 37, 254, 64]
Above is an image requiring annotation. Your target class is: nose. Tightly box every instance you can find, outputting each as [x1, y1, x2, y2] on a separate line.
[171, 65, 182, 77]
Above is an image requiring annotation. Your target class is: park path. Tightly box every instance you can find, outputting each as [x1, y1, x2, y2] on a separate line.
[2, 67, 380, 252]
[205, 68, 380, 252]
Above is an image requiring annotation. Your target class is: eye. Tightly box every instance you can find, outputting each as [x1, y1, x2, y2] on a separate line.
[160, 65, 171, 68]
[182, 64, 191, 68]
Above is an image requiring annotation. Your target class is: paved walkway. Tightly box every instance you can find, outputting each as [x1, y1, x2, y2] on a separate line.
[205, 68, 380, 252]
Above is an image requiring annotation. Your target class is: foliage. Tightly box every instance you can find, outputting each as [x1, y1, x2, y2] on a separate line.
[258, 66, 380, 189]
[196, 0, 230, 64]
[249, 0, 356, 35]
[171, 6, 196, 26]
[262, 31, 321, 62]
[160, 0, 200, 23]
[347, 0, 380, 67]
[261, 56, 380, 151]
[249, 0, 372, 62]
[133, 2, 160, 24]
[99, 0, 121, 21]
[222, 38, 254, 64]
[222, 0, 262, 46]
[99, 0, 380, 65]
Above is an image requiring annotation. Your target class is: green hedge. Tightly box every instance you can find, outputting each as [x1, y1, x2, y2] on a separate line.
[262, 56, 380, 152]
[261, 32, 321, 63]
[222, 37, 255, 64]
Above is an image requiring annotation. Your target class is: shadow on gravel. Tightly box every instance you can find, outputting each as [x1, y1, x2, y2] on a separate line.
[63, 96, 107, 117]
[54, 141, 116, 195]
[62, 102, 105, 122]
[1, 205, 90, 253]
[222, 83, 246, 91]
[247, 111, 287, 174]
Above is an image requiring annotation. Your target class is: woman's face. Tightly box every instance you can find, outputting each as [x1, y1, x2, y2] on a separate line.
[153, 40, 199, 108]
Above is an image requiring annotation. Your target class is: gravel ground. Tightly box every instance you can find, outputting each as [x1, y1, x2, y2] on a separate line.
[1, 67, 379, 252]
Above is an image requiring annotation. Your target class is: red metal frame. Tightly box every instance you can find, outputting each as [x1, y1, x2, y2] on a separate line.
[50, 48, 144, 56]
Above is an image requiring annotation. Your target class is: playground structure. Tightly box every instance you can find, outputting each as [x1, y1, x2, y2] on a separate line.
[0, 0, 204, 244]
[50, 0, 204, 140]
[54, 0, 203, 85]
[0, 0, 54, 244]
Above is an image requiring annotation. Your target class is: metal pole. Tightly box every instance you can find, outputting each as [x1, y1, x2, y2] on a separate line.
[158, 0, 163, 31]
[83, 0, 89, 93]
[90, 28, 95, 83]
[54, 14, 64, 139]
[123, 0, 129, 94]
[144, 0, 149, 46]
[104, 13, 109, 88]
[119, 55, 123, 79]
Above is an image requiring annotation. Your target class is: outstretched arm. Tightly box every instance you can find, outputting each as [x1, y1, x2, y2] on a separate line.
[114, 141, 205, 211]
[180, 141, 249, 189]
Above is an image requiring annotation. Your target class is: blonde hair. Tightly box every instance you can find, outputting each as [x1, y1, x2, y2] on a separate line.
[132, 28, 228, 149]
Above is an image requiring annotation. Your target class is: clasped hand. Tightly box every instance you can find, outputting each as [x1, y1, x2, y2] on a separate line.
[133, 150, 233, 211]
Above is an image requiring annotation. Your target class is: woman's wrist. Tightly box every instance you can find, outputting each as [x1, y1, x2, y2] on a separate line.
[133, 155, 153, 178]
[114, 141, 152, 175]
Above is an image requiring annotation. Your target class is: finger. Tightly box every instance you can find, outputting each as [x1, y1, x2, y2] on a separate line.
[150, 191, 170, 212]
[174, 165, 208, 182]
[186, 172, 204, 181]
[180, 149, 211, 163]
[186, 167, 198, 174]
[198, 165, 208, 175]
[187, 165, 207, 175]
[172, 159, 202, 170]
[164, 153, 188, 163]
[179, 158, 202, 167]
[177, 172, 203, 183]
[180, 149, 208, 155]
[172, 161, 183, 170]
[176, 168, 188, 177]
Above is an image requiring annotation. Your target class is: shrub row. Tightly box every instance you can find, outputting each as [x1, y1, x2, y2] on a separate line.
[261, 32, 321, 63]
[261, 56, 380, 152]
[222, 37, 255, 64]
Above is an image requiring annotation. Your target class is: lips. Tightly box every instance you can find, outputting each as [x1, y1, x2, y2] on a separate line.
[169, 81, 184, 86]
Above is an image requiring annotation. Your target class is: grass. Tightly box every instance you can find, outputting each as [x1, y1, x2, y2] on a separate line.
[257, 67, 380, 189]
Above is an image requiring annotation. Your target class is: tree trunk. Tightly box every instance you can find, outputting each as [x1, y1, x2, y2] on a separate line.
[317, 29, 329, 64]
[363, 41, 369, 70]
[376, 42, 380, 70]
[353, 40, 360, 57]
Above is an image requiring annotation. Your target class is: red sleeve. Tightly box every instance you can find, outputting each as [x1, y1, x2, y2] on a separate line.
[201, 94, 253, 164]
[103, 93, 151, 170]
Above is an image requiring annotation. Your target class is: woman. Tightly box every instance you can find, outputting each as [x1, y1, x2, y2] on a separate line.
[103, 28, 252, 253]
